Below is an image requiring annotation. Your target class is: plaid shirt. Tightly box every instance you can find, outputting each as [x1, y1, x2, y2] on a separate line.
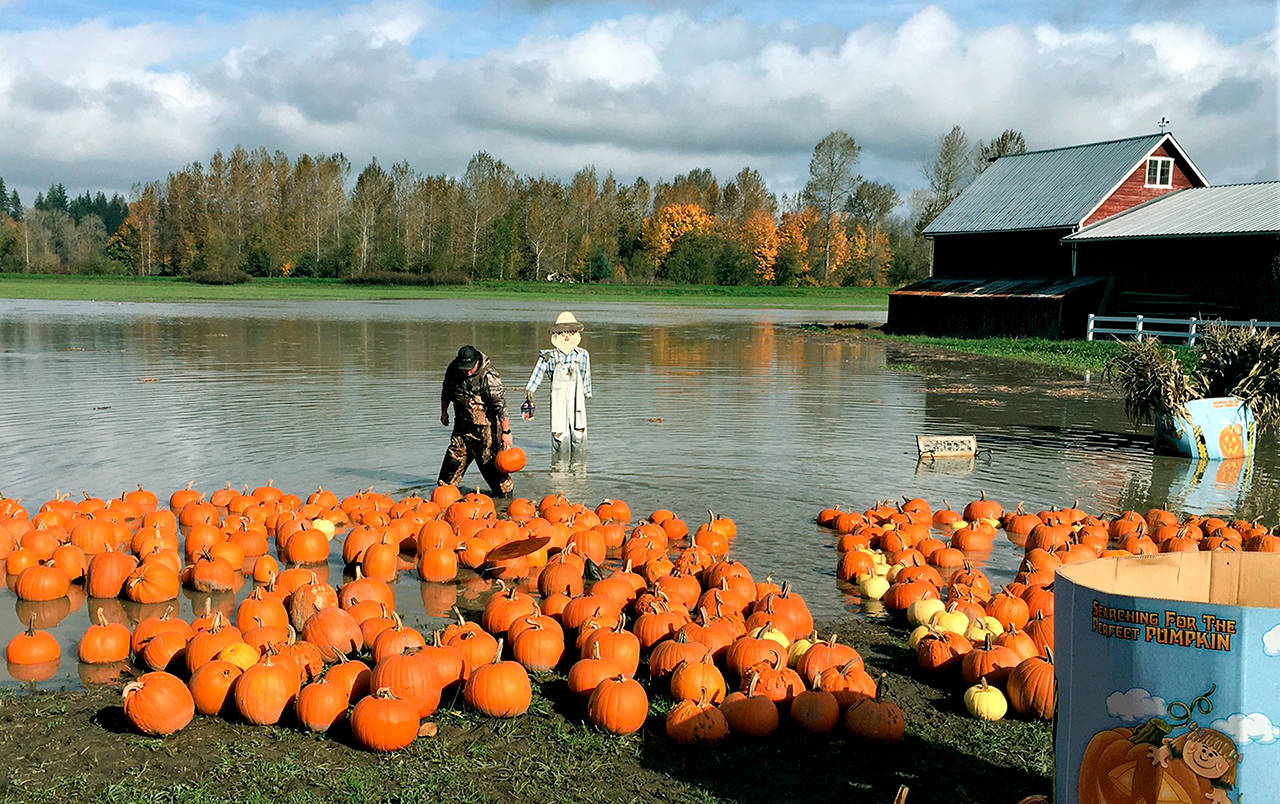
[525, 348, 592, 398]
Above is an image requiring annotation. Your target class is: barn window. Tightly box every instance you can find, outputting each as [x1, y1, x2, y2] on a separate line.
[1145, 157, 1173, 188]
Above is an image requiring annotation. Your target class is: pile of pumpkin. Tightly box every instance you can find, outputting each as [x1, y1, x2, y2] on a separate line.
[1, 484, 904, 749]
[819, 493, 1278, 723]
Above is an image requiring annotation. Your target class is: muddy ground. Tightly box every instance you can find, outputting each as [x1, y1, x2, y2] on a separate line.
[0, 616, 1050, 804]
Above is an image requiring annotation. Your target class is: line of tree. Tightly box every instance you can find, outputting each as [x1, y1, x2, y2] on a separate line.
[0, 125, 1025, 285]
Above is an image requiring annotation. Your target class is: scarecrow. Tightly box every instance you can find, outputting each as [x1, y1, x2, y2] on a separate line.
[523, 312, 592, 457]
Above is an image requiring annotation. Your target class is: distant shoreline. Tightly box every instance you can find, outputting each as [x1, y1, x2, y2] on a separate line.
[0, 274, 891, 310]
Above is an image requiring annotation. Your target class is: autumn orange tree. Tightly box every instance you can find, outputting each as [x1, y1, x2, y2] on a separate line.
[641, 203, 714, 265]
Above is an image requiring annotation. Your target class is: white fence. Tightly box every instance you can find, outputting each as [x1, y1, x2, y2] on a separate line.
[1086, 314, 1280, 344]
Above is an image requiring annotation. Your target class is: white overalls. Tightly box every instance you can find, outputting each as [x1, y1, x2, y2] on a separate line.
[527, 348, 590, 452]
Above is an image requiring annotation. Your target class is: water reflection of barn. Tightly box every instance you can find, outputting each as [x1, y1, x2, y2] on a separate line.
[890, 132, 1280, 338]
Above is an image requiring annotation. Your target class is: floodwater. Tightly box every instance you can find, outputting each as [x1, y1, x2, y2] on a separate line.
[1, 298, 1276, 689]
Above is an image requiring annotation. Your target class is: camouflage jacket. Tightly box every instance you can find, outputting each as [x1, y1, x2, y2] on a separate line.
[441, 354, 507, 429]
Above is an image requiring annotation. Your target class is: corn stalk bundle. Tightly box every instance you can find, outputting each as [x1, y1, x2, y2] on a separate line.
[1195, 324, 1280, 429]
[1104, 337, 1198, 425]
[1105, 326, 1280, 430]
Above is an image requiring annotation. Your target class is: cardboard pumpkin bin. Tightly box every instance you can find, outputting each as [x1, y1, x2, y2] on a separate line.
[1154, 396, 1256, 460]
[1056, 552, 1280, 804]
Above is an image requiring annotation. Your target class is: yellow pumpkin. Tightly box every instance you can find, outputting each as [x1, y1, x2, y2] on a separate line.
[906, 625, 932, 650]
[858, 575, 889, 600]
[906, 597, 945, 628]
[747, 624, 790, 650]
[930, 605, 969, 636]
[964, 615, 1004, 643]
[787, 633, 817, 666]
[963, 678, 1007, 721]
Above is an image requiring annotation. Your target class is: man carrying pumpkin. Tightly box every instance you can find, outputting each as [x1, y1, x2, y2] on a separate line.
[438, 345, 514, 496]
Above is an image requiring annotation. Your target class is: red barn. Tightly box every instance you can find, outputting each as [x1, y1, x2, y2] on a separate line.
[885, 132, 1272, 338]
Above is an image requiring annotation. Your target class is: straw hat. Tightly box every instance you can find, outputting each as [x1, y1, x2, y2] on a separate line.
[551, 311, 584, 333]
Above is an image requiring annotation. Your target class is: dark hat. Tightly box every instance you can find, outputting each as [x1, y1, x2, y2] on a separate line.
[455, 345, 480, 370]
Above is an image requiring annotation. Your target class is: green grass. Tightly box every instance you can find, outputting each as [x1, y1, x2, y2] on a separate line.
[861, 331, 1198, 375]
[0, 274, 891, 310]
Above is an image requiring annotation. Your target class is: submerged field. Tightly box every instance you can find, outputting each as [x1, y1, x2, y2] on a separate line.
[0, 615, 1051, 804]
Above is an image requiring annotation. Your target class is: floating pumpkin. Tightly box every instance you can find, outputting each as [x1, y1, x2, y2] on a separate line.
[6, 616, 60, 665]
[15, 562, 71, 601]
[78, 608, 131, 664]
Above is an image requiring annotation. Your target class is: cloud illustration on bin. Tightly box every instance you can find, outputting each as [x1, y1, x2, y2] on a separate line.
[1209, 713, 1280, 746]
[1106, 688, 1168, 722]
[1263, 624, 1280, 657]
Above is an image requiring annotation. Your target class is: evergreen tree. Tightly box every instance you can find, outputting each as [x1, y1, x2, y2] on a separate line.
[9, 190, 21, 221]
[36, 183, 69, 214]
[0, 177, 7, 218]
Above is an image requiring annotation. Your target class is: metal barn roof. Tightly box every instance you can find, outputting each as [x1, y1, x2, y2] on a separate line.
[1063, 182, 1280, 241]
[923, 133, 1172, 236]
[889, 275, 1106, 299]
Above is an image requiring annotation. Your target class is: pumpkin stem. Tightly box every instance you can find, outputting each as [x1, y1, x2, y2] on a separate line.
[492, 637, 505, 663]
[746, 671, 761, 698]
[451, 606, 466, 626]
[874, 673, 888, 702]
[25, 615, 36, 637]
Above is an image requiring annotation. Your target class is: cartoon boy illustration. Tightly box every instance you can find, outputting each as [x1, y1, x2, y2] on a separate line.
[1149, 725, 1239, 804]
[524, 312, 592, 459]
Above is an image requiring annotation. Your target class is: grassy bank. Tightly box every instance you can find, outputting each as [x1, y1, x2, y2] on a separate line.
[802, 324, 1197, 376]
[0, 617, 1050, 804]
[0, 274, 891, 310]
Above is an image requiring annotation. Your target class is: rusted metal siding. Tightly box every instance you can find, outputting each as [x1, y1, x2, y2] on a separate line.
[887, 276, 1109, 339]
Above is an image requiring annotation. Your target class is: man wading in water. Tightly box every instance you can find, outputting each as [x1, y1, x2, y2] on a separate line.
[438, 345, 514, 496]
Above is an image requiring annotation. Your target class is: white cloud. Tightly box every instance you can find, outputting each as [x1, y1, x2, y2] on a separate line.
[1263, 624, 1280, 656]
[0, 3, 1274, 199]
[1209, 712, 1280, 746]
[1107, 688, 1168, 722]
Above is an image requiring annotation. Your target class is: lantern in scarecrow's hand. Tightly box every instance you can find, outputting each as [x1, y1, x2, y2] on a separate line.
[524, 312, 591, 454]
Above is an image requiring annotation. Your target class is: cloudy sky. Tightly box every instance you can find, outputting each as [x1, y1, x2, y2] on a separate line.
[0, 0, 1275, 203]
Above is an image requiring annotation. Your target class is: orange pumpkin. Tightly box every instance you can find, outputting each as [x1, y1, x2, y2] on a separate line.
[494, 447, 527, 474]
